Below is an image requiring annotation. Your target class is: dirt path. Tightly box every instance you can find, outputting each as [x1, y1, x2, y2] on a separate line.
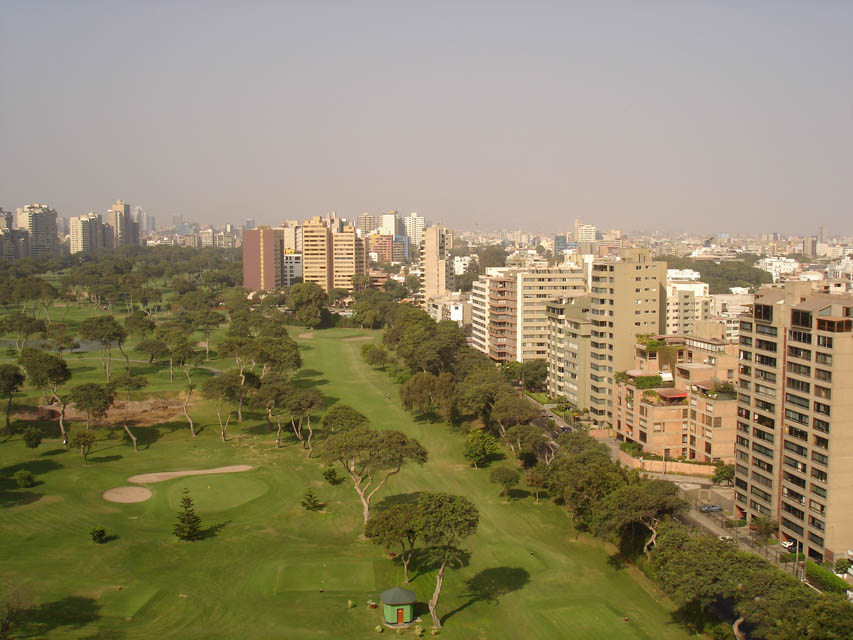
[297, 332, 314, 339]
[128, 465, 253, 484]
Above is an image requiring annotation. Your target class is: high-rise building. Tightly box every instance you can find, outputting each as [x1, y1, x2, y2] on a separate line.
[573, 220, 597, 243]
[242, 227, 284, 291]
[403, 212, 425, 256]
[470, 265, 587, 363]
[302, 217, 333, 292]
[69, 213, 108, 254]
[588, 249, 666, 428]
[734, 282, 853, 565]
[356, 213, 378, 237]
[664, 279, 712, 335]
[106, 200, 139, 247]
[0, 228, 30, 261]
[418, 225, 454, 305]
[282, 224, 302, 253]
[380, 211, 399, 237]
[16, 203, 58, 257]
[546, 296, 593, 409]
[332, 224, 367, 290]
[0, 209, 13, 229]
[245, 218, 256, 230]
[392, 235, 409, 263]
[369, 234, 394, 263]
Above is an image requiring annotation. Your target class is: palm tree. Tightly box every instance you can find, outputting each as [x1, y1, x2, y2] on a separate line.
[751, 515, 778, 558]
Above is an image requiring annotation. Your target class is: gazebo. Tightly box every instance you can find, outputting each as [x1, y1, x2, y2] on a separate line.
[379, 586, 417, 626]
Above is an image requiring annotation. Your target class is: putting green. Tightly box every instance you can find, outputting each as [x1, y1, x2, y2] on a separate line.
[164, 475, 269, 512]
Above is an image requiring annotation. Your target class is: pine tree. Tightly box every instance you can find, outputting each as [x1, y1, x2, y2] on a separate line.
[173, 489, 203, 541]
[301, 489, 322, 511]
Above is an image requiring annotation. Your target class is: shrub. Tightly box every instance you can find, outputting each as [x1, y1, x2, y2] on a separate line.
[834, 558, 851, 574]
[323, 468, 340, 485]
[806, 561, 850, 593]
[723, 519, 746, 529]
[301, 489, 322, 511]
[90, 526, 108, 543]
[13, 470, 34, 488]
[779, 552, 805, 563]
[634, 375, 663, 389]
[619, 441, 643, 457]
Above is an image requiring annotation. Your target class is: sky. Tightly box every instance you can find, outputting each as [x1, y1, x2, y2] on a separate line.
[1, 1, 851, 235]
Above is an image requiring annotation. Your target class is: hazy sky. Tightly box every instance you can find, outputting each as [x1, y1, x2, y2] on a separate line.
[2, 1, 851, 234]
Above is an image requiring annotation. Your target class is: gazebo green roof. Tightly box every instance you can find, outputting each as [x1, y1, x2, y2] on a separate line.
[380, 587, 417, 605]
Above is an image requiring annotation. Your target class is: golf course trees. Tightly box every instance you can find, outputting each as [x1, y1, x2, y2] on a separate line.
[109, 374, 148, 452]
[79, 315, 127, 382]
[457, 366, 507, 425]
[251, 374, 291, 447]
[490, 393, 537, 439]
[18, 349, 72, 443]
[135, 337, 167, 364]
[0, 364, 25, 433]
[417, 492, 479, 629]
[320, 427, 428, 524]
[489, 466, 520, 503]
[288, 282, 327, 328]
[597, 479, 688, 555]
[70, 431, 95, 463]
[156, 325, 194, 383]
[173, 489, 203, 541]
[400, 372, 436, 415]
[525, 465, 546, 503]
[2, 312, 45, 355]
[23, 426, 42, 455]
[285, 388, 326, 457]
[463, 429, 500, 468]
[322, 404, 368, 435]
[252, 334, 301, 379]
[71, 383, 115, 431]
[360, 343, 388, 370]
[123, 310, 155, 339]
[202, 370, 242, 441]
[177, 347, 204, 437]
[365, 503, 420, 584]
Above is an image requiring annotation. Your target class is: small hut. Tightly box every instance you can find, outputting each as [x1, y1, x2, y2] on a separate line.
[380, 586, 417, 626]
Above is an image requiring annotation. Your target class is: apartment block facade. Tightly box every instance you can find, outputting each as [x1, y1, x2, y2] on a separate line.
[302, 217, 333, 292]
[16, 203, 58, 257]
[664, 280, 712, 335]
[546, 296, 593, 409]
[242, 227, 284, 291]
[332, 225, 367, 290]
[734, 282, 853, 564]
[418, 225, 454, 305]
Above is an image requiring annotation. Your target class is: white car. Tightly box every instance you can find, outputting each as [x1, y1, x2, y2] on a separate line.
[780, 540, 795, 550]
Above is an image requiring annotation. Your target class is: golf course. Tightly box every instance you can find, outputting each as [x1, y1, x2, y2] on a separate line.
[1, 327, 693, 639]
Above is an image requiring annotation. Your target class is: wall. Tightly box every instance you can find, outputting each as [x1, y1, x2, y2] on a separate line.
[617, 450, 716, 476]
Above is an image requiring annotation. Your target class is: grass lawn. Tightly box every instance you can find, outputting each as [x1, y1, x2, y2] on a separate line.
[0, 327, 693, 639]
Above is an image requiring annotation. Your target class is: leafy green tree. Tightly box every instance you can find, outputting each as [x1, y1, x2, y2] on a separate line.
[525, 465, 546, 503]
[288, 282, 327, 328]
[712, 464, 735, 486]
[322, 404, 369, 435]
[360, 343, 389, 369]
[135, 337, 168, 364]
[156, 325, 193, 382]
[489, 467, 520, 503]
[490, 392, 537, 438]
[365, 503, 421, 583]
[457, 366, 508, 424]
[191, 309, 224, 360]
[400, 372, 437, 415]
[0, 364, 25, 433]
[79, 315, 127, 382]
[70, 431, 96, 463]
[70, 383, 114, 431]
[2, 313, 46, 355]
[252, 334, 301, 379]
[18, 349, 72, 443]
[22, 426, 42, 455]
[596, 479, 688, 555]
[109, 374, 148, 452]
[301, 489, 323, 511]
[251, 374, 291, 447]
[123, 310, 155, 338]
[477, 245, 506, 269]
[285, 387, 326, 456]
[519, 359, 547, 391]
[202, 371, 242, 441]
[320, 427, 428, 524]
[173, 489, 203, 541]
[418, 492, 479, 629]
[42, 322, 79, 355]
[463, 429, 500, 468]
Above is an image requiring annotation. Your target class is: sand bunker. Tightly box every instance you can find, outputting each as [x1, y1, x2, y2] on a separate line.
[341, 336, 372, 342]
[103, 486, 152, 503]
[128, 465, 253, 484]
[297, 332, 313, 339]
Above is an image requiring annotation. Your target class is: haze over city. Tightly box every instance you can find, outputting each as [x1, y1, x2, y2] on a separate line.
[2, 1, 851, 234]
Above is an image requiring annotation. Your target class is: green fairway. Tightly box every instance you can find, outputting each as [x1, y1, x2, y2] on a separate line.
[0, 327, 692, 639]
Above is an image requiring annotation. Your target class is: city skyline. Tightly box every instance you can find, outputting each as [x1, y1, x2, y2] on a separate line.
[2, 2, 851, 234]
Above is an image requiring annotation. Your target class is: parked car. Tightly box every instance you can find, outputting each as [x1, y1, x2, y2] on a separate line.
[780, 540, 796, 550]
[718, 535, 734, 542]
[699, 504, 723, 513]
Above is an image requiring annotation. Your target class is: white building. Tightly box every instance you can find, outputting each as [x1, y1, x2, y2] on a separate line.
[453, 255, 475, 275]
[69, 213, 107, 254]
[16, 203, 59, 257]
[757, 256, 800, 282]
[282, 253, 303, 286]
[664, 280, 712, 335]
[380, 211, 399, 237]
[666, 268, 702, 281]
[403, 212, 425, 256]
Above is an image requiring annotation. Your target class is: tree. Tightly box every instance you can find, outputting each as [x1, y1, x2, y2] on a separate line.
[490, 392, 537, 438]
[18, 349, 72, 443]
[418, 492, 479, 629]
[42, 322, 79, 355]
[365, 503, 420, 583]
[463, 429, 500, 468]
[519, 359, 547, 391]
[360, 343, 389, 369]
[399, 372, 437, 415]
[70, 431, 95, 463]
[525, 465, 546, 503]
[597, 480, 688, 555]
[752, 514, 778, 542]
[109, 374, 148, 452]
[285, 387, 326, 457]
[2, 313, 45, 355]
[288, 282, 327, 328]
[202, 371, 242, 441]
[178, 347, 203, 437]
[22, 426, 42, 455]
[712, 464, 735, 487]
[251, 374, 291, 446]
[157, 325, 193, 383]
[322, 404, 369, 435]
[489, 467, 520, 503]
[135, 337, 167, 364]
[70, 383, 115, 431]
[191, 309, 224, 360]
[252, 335, 301, 379]
[320, 427, 428, 524]
[0, 364, 25, 433]
[173, 489, 203, 541]
[79, 315, 127, 382]
[301, 489, 323, 511]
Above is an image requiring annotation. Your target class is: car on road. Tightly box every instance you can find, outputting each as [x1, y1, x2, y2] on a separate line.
[780, 540, 796, 550]
[699, 504, 724, 513]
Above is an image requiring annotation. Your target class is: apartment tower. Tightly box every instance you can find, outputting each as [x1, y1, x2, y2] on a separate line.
[242, 227, 284, 291]
[301, 217, 334, 292]
[332, 225, 367, 290]
[16, 203, 58, 257]
[418, 225, 454, 306]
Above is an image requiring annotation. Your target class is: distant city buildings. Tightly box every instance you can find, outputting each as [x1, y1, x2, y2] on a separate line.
[16, 203, 59, 257]
[417, 225, 454, 306]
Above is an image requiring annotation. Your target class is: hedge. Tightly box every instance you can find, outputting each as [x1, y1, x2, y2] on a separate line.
[806, 561, 850, 594]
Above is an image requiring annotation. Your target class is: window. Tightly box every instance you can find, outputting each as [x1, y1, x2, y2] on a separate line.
[815, 369, 831, 382]
[789, 329, 812, 344]
[788, 345, 811, 360]
[786, 425, 808, 441]
[756, 339, 777, 352]
[817, 335, 833, 348]
[787, 378, 810, 393]
[785, 393, 809, 409]
[814, 385, 831, 400]
[814, 402, 830, 416]
[755, 304, 773, 322]
[740, 321, 753, 332]
[755, 354, 776, 367]
[811, 468, 827, 483]
[816, 352, 832, 365]
[813, 418, 829, 434]
[787, 362, 810, 376]
[754, 383, 776, 398]
[785, 408, 809, 425]
[756, 324, 777, 337]
[740, 336, 753, 347]
[792, 309, 812, 328]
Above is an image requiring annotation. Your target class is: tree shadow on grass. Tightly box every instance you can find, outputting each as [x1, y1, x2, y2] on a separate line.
[506, 488, 530, 501]
[373, 491, 424, 512]
[440, 567, 530, 625]
[1, 459, 63, 477]
[0, 491, 43, 508]
[607, 552, 628, 570]
[41, 448, 67, 456]
[15, 596, 101, 638]
[88, 454, 123, 464]
[200, 520, 230, 540]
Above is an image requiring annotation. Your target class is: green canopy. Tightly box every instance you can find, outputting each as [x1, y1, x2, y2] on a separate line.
[380, 586, 417, 605]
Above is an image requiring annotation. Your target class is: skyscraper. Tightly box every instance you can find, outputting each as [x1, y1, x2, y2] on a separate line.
[332, 225, 367, 290]
[107, 199, 138, 247]
[380, 211, 399, 236]
[302, 217, 333, 292]
[16, 203, 58, 257]
[242, 227, 284, 291]
[69, 213, 108, 254]
[403, 212, 425, 256]
[356, 213, 378, 236]
[418, 225, 454, 306]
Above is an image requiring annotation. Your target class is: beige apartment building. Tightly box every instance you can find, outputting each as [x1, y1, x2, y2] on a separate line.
[588, 249, 666, 428]
[302, 217, 333, 292]
[418, 225, 454, 306]
[664, 280, 712, 335]
[546, 296, 593, 410]
[734, 282, 853, 565]
[613, 334, 738, 462]
[471, 265, 587, 363]
[332, 225, 367, 290]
